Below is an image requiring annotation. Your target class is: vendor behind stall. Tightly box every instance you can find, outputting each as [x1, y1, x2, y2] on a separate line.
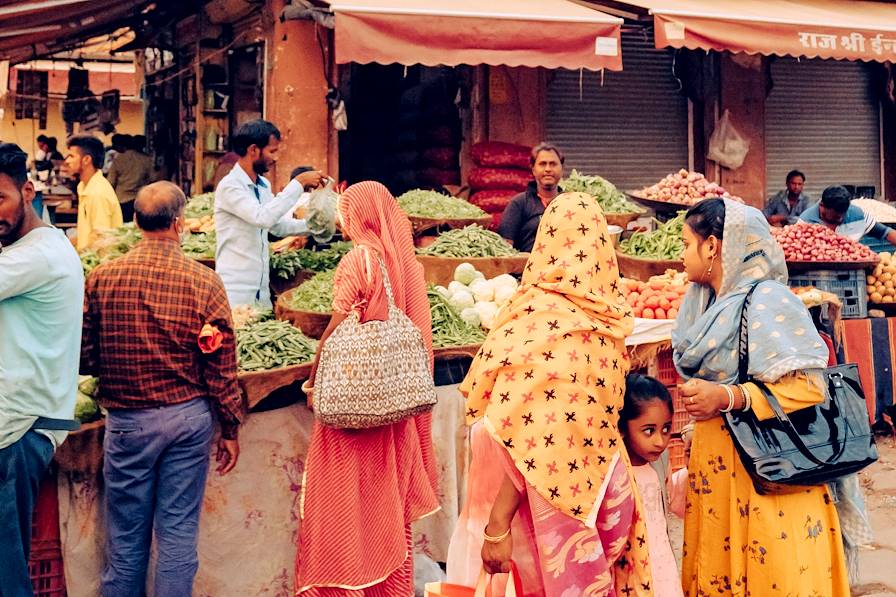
[497, 142, 564, 253]
[764, 169, 813, 226]
[214, 120, 325, 308]
[800, 185, 896, 245]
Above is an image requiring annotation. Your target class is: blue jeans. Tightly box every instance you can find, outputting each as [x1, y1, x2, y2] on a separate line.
[0, 431, 54, 597]
[101, 399, 214, 597]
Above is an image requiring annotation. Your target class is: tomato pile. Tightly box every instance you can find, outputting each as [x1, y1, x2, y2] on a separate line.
[771, 224, 877, 262]
[638, 169, 744, 206]
[622, 278, 688, 319]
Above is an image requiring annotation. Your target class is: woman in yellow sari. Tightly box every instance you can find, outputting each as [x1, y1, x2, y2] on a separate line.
[448, 192, 653, 596]
[673, 198, 849, 596]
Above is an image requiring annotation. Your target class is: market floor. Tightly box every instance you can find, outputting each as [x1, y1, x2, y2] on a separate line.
[667, 437, 896, 597]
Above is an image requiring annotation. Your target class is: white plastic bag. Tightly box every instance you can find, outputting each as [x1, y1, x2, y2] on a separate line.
[707, 109, 750, 169]
[306, 178, 338, 243]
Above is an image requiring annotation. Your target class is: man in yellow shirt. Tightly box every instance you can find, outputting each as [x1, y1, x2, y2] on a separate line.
[64, 135, 123, 250]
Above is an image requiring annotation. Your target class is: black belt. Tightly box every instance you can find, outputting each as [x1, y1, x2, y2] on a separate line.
[30, 417, 81, 431]
[434, 357, 472, 387]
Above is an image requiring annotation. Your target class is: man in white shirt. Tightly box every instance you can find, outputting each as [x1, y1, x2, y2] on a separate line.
[214, 120, 325, 307]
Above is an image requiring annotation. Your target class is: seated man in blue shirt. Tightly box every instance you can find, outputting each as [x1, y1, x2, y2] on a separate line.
[763, 169, 813, 226]
[800, 185, 896, 245]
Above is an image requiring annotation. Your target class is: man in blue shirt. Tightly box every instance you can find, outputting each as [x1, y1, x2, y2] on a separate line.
[0, 144, 83, 594]
[764, 169, 813, 226]
[800, 185, 896, 245]
[214, 120, 326, 307]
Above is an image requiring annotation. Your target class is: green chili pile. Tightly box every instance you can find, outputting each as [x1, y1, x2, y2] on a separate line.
[236, 320, 317, 371]
[618, 212, 685, 260]
[428, 287, 486, 348]
[417, 225, 518, 258]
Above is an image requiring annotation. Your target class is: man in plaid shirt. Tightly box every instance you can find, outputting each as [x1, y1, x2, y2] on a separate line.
[81, 181, 244, 596]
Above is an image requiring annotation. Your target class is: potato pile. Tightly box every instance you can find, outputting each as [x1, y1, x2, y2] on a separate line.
[867, 252, 896, 304]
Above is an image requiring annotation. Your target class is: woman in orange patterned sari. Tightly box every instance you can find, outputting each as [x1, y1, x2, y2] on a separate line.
[448, 192, 653, 596]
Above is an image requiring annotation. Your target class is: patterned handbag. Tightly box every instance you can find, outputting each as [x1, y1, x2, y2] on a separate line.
[314, 249, 436, 428]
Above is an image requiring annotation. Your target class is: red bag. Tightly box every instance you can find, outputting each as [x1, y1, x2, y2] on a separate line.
[469, 189, 517, 214]
[468, 167, 532, 192]
[471, 142, 531, 169]
[488, 212, 503, 231]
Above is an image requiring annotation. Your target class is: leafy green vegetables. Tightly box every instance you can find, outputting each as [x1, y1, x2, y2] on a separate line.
[560, 170, 644, 214]
[184, 192, 215, 218]
[285, 270, 335, 313]
[269, 241, 353, 279]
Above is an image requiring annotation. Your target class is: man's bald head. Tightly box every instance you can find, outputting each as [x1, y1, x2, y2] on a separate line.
[134, 181, 187, 232]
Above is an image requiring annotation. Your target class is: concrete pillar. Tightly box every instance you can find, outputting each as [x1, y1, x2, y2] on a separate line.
[265, 0, 332, 189]
[717, 53, 767, 208]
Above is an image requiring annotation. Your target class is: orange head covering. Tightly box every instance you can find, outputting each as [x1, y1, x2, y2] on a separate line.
[335, 181, 433, 361]
[461, 192, 635, 524]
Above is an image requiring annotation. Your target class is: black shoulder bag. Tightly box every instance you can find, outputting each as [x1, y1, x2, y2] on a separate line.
[722, 284, 878, 495]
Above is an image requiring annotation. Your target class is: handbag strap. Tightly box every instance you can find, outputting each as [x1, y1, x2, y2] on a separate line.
[736, 284, 761, 384]
[738, 283, 847, 467]
[359, 246, 399, 312]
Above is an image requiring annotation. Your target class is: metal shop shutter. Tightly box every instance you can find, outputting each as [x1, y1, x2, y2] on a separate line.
[765, 57, 881, 200]
[546, 30, 689, 191]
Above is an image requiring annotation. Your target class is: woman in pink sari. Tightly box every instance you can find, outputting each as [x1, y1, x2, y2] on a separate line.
[296, 181, 440, 595]
[447, 192, 653, 596]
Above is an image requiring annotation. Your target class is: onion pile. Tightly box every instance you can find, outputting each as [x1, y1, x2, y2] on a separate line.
[771, 224, 877, 262]
[638, 169, 743, 206]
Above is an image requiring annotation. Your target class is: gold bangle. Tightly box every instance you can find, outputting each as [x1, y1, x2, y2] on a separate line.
[483, 525, 511, 544]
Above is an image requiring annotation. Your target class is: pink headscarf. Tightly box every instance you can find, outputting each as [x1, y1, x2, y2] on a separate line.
[337, 181, 433, 364]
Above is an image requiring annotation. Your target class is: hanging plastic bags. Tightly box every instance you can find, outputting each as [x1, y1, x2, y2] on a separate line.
[707, 109, 750, 170]
[306, 178, 338, 243]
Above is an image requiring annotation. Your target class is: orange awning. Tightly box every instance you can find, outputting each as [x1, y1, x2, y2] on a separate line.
[329, 0, 623, 71]
[623, 0, 896, 62]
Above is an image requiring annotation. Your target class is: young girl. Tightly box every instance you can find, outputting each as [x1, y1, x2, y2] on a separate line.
[620, 373, 685, 597]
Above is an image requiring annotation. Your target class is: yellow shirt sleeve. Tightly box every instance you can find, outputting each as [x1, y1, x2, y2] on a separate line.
[743, 372, 824, 421]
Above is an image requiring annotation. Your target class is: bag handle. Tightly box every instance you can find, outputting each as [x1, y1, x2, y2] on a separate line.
[737, 284, 846, 466]
[359, 245, 398, 311]
[474, 563, 523, 597]
[750, 378, 848, 467]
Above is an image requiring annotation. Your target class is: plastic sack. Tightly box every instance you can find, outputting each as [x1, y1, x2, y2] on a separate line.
[707, 109, 750, 169]
[306, 178, 338, 243]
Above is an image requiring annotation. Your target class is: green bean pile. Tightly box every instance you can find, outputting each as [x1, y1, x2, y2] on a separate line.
[397, 189, 487, 219]
[417, 225, 518, 258]
[184, 192, 215, 218]
[270, 241, 353, 279]
[560, 170, 644, 214]
[181, 231, 217, 260]
[236, 320, 317, 372]
[618, 212, 685, 260]
[285, 269, 335, 313]
[80, 250, 102, 276]
[428, 287, 486, 348]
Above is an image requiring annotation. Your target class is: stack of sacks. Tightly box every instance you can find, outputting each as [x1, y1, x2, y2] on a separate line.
[467, 142, 532, 230]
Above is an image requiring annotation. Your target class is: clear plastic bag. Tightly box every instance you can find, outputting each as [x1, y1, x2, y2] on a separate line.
[707, 109, 750, 169]
[306, 178, 338, 243]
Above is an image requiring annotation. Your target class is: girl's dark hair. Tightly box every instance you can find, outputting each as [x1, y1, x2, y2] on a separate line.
[619, 373, 673, 427]
[685, 197, 726, 241]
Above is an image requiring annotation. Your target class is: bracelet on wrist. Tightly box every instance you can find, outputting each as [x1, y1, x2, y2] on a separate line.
[738, 384, 752, 412]
[720, 384, 736, 413]
[483, 525, 511, 544]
